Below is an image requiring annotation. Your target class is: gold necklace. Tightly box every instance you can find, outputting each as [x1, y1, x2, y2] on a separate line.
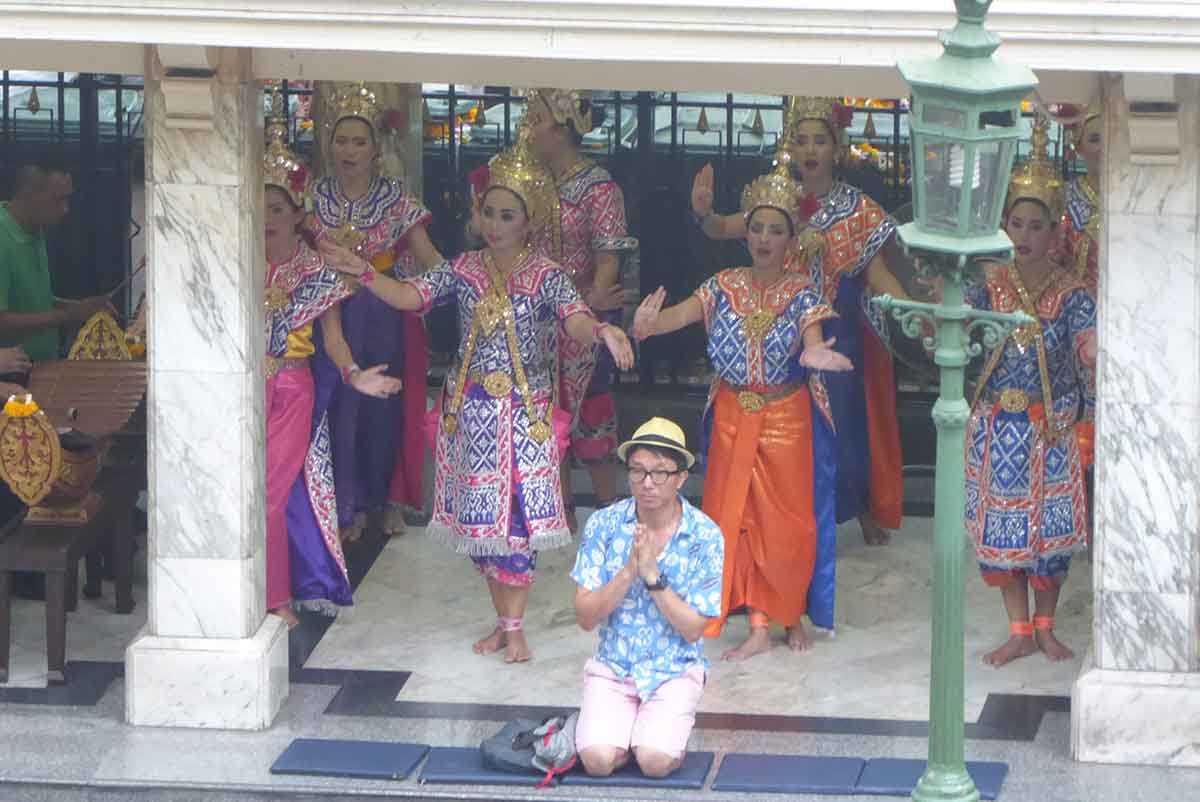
[741, 269, 780, 343]
[441, 247, 555, 444]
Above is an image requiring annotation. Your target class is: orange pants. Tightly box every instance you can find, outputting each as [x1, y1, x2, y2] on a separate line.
[703, 384, 817, 636]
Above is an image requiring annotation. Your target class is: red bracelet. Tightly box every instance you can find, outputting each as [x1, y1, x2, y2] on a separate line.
[359, 267, 376, 285]
[340, 363, 361, 384]
[591, 321, 608, 342]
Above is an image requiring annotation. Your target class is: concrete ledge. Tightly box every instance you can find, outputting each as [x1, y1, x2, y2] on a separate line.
[124, 616, 288, 729]
[1072, 648, 1200, 767]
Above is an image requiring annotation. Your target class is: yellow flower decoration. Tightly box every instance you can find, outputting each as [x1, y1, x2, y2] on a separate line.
[3, 394, 40, 418]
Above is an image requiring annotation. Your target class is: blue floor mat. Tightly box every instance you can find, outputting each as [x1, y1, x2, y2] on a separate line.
[269, 738, 428, 780]
[711, 753, 866, 794]
[419, 746, 557, 787]
[855, 758, 1009, 799]
[560, 751, 714, 789]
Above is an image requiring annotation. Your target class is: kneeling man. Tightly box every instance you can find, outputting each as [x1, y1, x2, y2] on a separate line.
[571, 417, 724, 778]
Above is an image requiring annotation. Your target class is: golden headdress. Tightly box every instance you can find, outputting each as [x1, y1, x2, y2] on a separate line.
[331, 81, 380, 132]
[783, 96, 854, 147]
[1070, 104, 1101, 150]
[523, 88, 595, 135]
[741, 150, 804, 230]
[263, 89, 309, 208]
[1006, 116, 1064, 221]
[483, 127, 556, 231]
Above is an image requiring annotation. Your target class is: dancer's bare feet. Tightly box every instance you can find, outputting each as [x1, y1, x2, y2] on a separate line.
[721, 627, 772, 662]
[859, 513, 892, 546]
[982, 635, 1037, 667]
[382, 504, 407, 537]
[504, 630, 532, 663]
[786, 622, 812, 652]
[473, 626, 507, 656]
[339, 512, 367, 544]
[270, 607, 300, 630]
[1034, 629, 1075, 662]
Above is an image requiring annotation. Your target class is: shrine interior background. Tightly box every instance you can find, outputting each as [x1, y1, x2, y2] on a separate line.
[2, 46, 1199, 792]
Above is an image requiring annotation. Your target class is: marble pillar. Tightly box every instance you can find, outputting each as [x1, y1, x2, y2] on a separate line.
[1072, 75, 1200, 766]
[125, 47, 288, 729]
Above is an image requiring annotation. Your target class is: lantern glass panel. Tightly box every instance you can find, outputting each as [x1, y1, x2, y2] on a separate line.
[922, 102, 967, 131]
[919, 137, 964, 234]
[967, 139, 1014, 235]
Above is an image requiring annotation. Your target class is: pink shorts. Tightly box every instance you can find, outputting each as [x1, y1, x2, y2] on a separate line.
[575, 657, 706, 759]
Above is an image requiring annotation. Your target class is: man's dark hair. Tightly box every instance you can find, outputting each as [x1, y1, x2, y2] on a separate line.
[13, 152, 71, 195]
[625, 443, 686, 472]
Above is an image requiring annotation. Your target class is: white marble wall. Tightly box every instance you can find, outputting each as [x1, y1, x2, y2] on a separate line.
[126, 47, 288, 729]
[1074, 74, 1200, 765]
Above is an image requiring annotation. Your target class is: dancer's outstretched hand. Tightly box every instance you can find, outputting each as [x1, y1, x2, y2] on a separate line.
[691, 164, 715, 219]
[633, 286, 667, 341]
[600, 324, 635, 372]
[800, 337, 853, 372]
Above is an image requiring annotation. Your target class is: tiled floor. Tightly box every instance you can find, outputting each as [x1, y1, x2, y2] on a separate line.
[306, 509, 1092, 723]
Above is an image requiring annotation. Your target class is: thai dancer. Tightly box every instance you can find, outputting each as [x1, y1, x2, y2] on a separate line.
[634, 157, 850, 660]
[691, 97, 906, 546]
[523, 88, 638, 529]
[306, 83, 443, 540]
[965, 120, 1097, 666]
[318, 132, 634, 662]
[262, 107, 400, 628]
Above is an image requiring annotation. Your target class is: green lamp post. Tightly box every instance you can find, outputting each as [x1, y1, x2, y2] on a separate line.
[874, 2, 1037, 801]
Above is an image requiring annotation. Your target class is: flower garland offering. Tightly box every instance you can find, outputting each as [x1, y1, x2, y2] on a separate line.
[3, 394, 40, 417]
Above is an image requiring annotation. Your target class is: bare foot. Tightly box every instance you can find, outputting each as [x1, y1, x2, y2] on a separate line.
[860, 515, 892, 546]
[504, 630, 532, 663]
[382, 504, 407, 537]
[473, 626, 507, 656]
[982, 635, 1037, 667]
[786, 622, 812, 652]
[270, 607, 300, 630]
[1034, 629, 1075, 662]
[721, 627, 772, 662]
[340, 512, 366, 544]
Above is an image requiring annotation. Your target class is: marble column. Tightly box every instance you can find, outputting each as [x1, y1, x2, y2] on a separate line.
[1072, 74, 1200, 766]
[125, 47, 288, 729]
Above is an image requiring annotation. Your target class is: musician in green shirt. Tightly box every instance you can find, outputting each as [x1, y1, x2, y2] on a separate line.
[0, 156, 113, 375]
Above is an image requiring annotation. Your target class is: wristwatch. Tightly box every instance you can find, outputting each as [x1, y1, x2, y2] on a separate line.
[644, 573, 670, 592]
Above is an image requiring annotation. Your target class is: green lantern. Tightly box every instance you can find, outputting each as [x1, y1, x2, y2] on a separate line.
[899, 0, 1037, 262]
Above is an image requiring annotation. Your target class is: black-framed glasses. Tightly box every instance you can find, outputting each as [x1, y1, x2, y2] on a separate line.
[627, 467, 681, 485]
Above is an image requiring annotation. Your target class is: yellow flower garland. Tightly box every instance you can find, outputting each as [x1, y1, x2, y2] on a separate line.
[3, 395, 40, 417]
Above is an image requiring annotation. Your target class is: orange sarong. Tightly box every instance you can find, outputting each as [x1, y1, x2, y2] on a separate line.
[862, 321, 904, 529]
[703, 383, 817, 637]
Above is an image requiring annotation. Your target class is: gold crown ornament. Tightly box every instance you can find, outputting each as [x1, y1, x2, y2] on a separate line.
[331, 81, 380, 132]
[741, 150, 804, 230]
[263, 89, 310, 208]
[522, 88, 595, 135]
[783, 96, 854, 147]
[482, 127, 556, 232]
[1069, 104, 1101, 150]
[1006, 116, 1065, 221]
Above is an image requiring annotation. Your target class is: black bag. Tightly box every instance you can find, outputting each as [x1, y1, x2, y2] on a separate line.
[480, 713, 579, 787]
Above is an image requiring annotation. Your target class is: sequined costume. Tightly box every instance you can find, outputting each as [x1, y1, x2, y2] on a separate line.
[965, 263, 1096, 586]
[533, 159, 637, 463]
[1062, 176, 1100, 292]
[692, 267, 841, 632]
[796, 181, 904, 529]
[306, 173, 432, 523]
[407, 249, 593, 586]
[266, 240, 354, 610]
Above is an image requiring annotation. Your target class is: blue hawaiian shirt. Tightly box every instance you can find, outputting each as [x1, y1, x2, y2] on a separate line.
[570, 496, 725, 701]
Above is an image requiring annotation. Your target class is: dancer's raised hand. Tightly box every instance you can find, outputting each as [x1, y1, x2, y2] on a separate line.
[632, 286, 667, 341]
